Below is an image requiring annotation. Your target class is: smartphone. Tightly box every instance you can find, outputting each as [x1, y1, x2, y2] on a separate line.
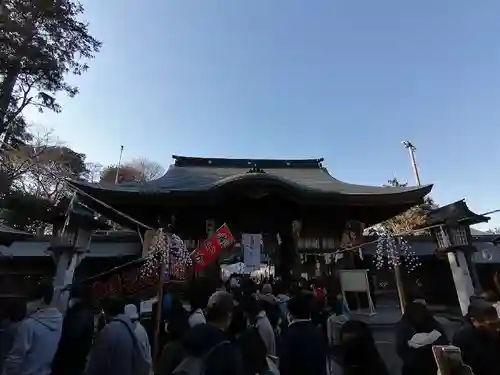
[432, 345, 465, 375]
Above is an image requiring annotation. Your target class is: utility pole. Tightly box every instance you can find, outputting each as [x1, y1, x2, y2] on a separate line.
[393, 140, 423, 313]
[114, 145, 124, 184]
[401, 140, 421, 186]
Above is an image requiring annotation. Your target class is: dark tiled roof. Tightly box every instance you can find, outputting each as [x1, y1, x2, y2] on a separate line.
[426, 200, 489, 226]
[0, 224, 31, 236]
[68, 156, 432, 200]
[0, 224, 32, 247]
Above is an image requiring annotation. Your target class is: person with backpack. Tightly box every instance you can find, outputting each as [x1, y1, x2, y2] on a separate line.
[85, 297, 151, 375]
[174, 291, 245, 375]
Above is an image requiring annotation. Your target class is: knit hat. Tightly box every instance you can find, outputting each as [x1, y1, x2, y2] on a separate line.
[124, 304, 139, 320]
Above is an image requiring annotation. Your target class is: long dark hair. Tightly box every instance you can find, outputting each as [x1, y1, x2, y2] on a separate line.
[403, 302, 438, 332]
[167, 298, 190, 341]
[236, 320, 269, 375]
[340, 320, 389, 375]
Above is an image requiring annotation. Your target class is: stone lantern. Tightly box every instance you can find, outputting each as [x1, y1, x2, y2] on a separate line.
[49, 197, 108, 311]
[426, 199, 489, 315]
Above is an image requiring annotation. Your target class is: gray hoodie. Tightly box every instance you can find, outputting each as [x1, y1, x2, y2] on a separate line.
[1, 307, 63, 375]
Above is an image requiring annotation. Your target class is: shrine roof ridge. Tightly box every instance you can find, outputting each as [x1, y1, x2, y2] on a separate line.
[172, 155, 324, 169]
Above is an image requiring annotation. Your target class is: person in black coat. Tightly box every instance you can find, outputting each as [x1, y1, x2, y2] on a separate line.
[155, 298, 190, 375]
[279, 293, 327, 375]
[396, 301, 448, 375]
[452, 300, 500, 375]
[52, 286, 95, 375]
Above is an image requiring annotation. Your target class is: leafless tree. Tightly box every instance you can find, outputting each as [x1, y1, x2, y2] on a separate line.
[100, 158, 164, 184]
[82, 162, 103, 183]
[127, 158, 164, 182]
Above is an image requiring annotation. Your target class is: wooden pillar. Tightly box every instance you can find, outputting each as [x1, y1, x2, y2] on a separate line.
[276, 219, 300, 287]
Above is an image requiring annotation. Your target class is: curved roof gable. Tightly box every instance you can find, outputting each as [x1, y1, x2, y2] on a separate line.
[68, 155, 432, 202]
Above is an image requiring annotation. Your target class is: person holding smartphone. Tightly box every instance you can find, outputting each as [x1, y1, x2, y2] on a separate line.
[433, 345, 474, 375]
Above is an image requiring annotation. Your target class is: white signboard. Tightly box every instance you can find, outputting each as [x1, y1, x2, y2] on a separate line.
[339, 269, 376, 315]
[242, 233, 262, 273]
[339, 269, 370, 292]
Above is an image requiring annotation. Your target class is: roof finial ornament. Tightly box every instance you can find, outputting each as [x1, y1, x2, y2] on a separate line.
[248, 164, 266, 174]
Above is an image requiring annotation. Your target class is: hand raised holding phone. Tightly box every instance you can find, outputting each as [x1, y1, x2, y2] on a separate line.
[433, 345, 474, 375]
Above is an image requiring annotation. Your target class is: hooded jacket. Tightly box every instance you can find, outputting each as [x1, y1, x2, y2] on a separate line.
[2, 307, 63, 375]
[85, 314, 151, 375]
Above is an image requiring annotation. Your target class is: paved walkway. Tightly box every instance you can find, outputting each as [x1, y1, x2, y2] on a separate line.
[349, 303, 463, 327]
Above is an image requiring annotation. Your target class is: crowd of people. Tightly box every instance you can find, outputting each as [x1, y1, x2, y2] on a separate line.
[1, 275, 500, 375]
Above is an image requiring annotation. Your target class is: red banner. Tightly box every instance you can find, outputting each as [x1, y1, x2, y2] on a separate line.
[192, 223, 235, 271]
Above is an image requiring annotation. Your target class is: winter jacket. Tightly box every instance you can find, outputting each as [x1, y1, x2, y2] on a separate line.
[0, 320, 21, 371]
[1, 307, 63, 375]
[279, 320, 327, 375]
[132, 320, 152, 368]
[51, 303, 94, 375]
[453, 324, 500, 375]
[182, 323, 245, 375]
[155, 340, 186, 375]
[395, 317, 448, 375]
[255, 312, 276, 356]
[84, 314, 151, 375]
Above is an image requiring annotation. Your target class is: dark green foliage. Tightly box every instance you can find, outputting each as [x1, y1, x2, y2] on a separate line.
[0, 0, 101, 134]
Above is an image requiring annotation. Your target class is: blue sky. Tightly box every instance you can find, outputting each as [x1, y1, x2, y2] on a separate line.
[25, 0, 500, 229]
